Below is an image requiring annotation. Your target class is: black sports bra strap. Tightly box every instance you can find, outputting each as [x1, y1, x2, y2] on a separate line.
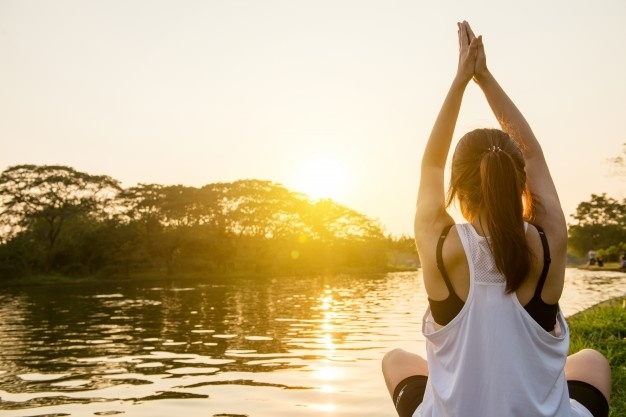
[533, 224, 552, 298]
[436, 224, 456, 294]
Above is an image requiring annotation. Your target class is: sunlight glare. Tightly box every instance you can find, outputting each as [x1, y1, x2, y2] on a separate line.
[315, 365, 339, 381]
[293, 154, 351, 201]
[313, 403, 337, 412]
[320, 384, 336, 393]
[321, 333, 335, 350]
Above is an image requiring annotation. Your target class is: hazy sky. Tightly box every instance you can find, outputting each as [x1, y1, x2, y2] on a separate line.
[1, 0, 625, 236]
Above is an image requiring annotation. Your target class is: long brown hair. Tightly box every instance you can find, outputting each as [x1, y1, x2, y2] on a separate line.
[447, 128, 533, 292]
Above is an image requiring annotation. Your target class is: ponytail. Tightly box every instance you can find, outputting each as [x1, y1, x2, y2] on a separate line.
[448, 129, 532, 293]
[480, 147, 531, 292]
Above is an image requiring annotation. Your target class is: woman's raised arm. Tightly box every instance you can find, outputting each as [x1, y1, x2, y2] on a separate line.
[468, 23, 566, 238]
[414, 22, 479, 238]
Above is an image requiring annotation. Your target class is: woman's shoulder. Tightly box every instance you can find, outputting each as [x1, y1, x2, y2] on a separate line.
[414, 216, 459, 271]
[523, 222, 566, 303]
[526, 220, 567, 257]
[414, 213, 455, 242]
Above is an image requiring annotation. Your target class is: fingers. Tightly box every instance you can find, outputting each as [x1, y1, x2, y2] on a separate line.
[473, 35, 488, 80]
[460, 22, 480, 55]
[475, 35, 485, 61]
[464, 21, 477, 40]
[468, 36, 480, 52]
[477, 35, 484, 52]
[467, 36, 480, 65]
[457, 21, 471, 50]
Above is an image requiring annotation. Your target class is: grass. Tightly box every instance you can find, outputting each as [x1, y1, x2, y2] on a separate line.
[568, 297, 626, 416]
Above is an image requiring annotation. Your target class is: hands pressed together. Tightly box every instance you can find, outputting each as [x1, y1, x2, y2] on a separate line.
[456, 21, 488, 85]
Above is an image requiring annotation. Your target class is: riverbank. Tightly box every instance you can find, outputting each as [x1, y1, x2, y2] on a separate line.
[0, 265, 418, 288]
[568, 296, 626, 416]
[576, 262, 625, 273]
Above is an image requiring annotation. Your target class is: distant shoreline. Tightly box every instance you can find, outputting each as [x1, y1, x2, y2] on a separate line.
[576, 264, 625, 273]
[4, 264, 623, 289]
[0, 265, 419, 288]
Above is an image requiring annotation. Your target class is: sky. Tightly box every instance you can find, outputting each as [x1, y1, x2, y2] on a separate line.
[1, 0, 625, 236]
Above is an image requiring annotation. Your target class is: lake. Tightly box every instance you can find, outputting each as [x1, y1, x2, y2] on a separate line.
[0, 268, 624, 417]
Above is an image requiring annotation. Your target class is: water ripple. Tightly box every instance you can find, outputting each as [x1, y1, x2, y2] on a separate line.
[0, 269, 623, 416]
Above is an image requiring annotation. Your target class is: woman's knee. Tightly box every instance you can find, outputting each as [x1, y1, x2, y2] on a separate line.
[382, 348, 406, 381]
[565, 348, 611, 401]
[569, 348, 610, 374]
[381, 348, 428, 396]
[382, 348, 406, 370]
[382, 348, 427, 373]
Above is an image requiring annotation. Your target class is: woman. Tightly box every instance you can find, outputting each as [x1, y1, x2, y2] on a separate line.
[381, 21, 611, 417]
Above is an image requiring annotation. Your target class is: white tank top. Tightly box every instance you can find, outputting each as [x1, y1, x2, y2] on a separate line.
[416, 223, 572, 417]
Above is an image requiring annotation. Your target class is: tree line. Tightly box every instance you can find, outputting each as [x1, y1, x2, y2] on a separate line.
[0, 164, 418, 280]
[1, 162, 623, 281]
[568, 193, 626, 263]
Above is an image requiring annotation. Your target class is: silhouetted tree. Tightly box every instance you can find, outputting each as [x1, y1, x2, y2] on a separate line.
[0, 165, 120, 271]
[568, 193, 626, 259]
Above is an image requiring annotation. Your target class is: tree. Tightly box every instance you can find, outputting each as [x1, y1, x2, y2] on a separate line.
[568, 193, 626, 259]
[116, 183, 233, 274]
[217, 179, 308, 238]
[303, 198, 385, 241]
[0, 165, 120, 271]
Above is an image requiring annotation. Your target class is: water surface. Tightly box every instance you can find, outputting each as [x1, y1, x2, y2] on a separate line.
[0, 269, 624, 416]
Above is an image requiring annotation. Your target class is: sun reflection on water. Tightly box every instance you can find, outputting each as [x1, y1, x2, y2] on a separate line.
[309, 288, 344, 413]
[320, 384, 336, 393]
[321, 333, 335, 351]
[313, 403, 337, 412]
[315, 365, 339, 381]
[320, 294, 332, 310]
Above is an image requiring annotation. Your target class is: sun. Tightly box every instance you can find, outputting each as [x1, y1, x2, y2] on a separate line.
[292, 155, 350, 201]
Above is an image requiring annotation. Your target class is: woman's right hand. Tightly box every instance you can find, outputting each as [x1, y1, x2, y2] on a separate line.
[455, 21, 480, 84]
